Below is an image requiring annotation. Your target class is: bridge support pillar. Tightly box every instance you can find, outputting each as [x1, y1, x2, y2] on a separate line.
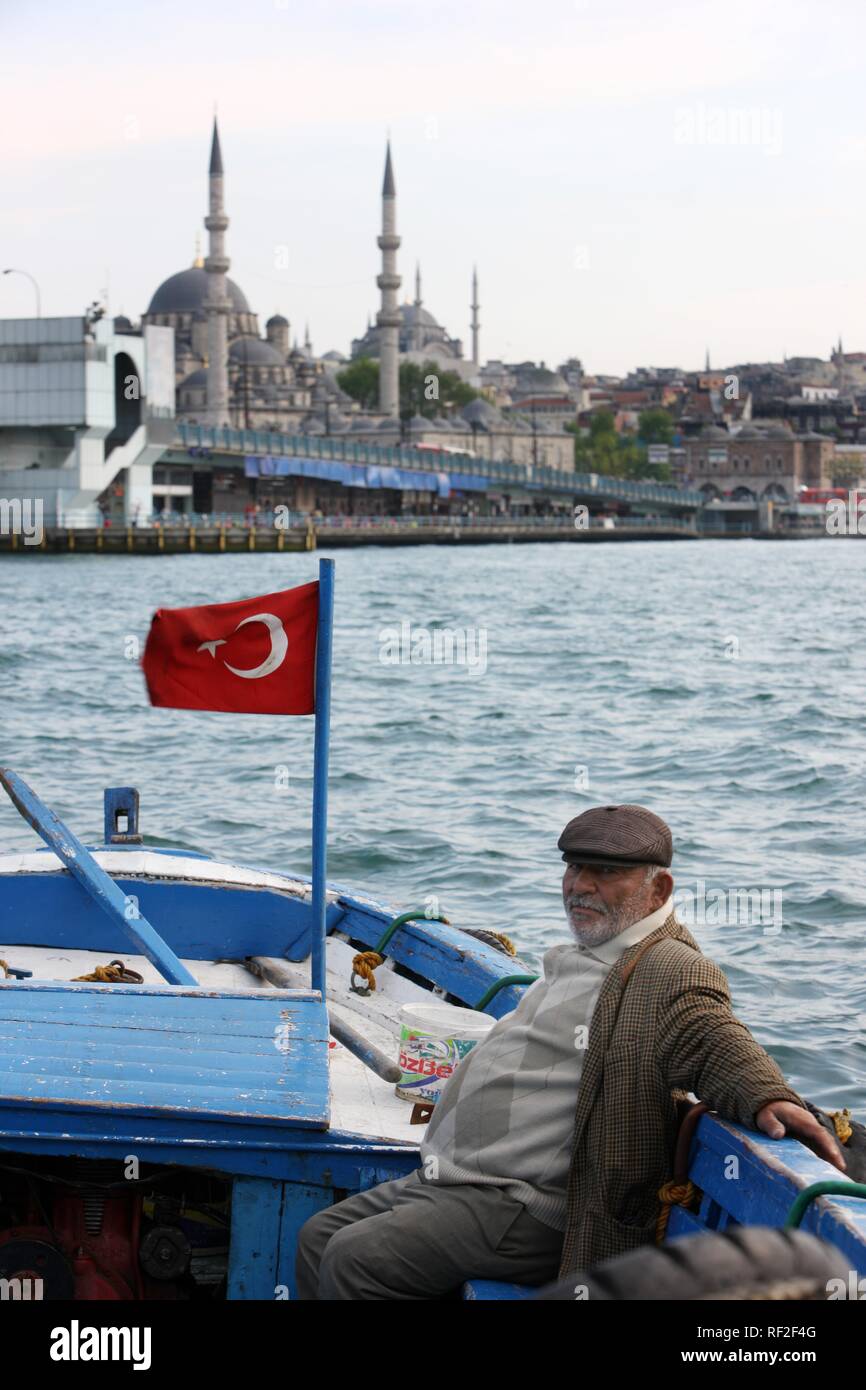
[124, 460, 154, 526]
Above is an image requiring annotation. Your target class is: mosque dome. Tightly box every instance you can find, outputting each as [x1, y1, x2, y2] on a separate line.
[462, 398, 501, 429]
[401, 303, 440, 330]
[515, 367, 569, 396]
[228, 336, 285, 366]
[266, 314, 288, 329]
[700, 424, 729, 440]
[179, 367, 209, 390]
[147, 267, 250, 316]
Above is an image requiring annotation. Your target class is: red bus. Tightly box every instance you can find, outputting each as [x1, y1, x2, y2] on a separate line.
[797, 487, 849, 505]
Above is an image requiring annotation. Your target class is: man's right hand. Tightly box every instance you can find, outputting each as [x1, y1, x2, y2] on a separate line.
[756, 1101, 847, 1172]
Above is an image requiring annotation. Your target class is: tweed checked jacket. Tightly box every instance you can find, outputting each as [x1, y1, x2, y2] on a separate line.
[556, 912, 807, 1277]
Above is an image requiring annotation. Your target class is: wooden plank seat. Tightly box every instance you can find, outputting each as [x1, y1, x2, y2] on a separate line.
[0, 978, 330, 1150]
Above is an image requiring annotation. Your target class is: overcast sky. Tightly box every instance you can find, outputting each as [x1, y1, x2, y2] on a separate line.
[1, 0, 864, 375]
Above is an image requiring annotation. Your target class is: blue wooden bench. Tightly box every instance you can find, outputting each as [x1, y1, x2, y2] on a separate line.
[462, 1113, 866, 1299]
[0, 977, 330, 1149]
[462, 1279, 538, 1299]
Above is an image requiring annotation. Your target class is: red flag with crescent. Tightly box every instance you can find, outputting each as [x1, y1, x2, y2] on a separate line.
[142, 582, 319, 715]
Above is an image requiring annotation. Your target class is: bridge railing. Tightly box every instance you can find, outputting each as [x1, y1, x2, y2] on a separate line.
[145, 510, 698, 533]
[174, 425, 705, 508]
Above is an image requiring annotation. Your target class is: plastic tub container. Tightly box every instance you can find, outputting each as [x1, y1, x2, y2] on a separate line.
[395, 1000, 496, 1103]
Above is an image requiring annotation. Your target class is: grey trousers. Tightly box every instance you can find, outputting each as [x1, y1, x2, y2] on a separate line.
[295, 1168, 563, 1300]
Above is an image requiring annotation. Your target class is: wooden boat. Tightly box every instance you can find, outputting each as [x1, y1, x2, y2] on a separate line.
[1, 773, 865, 1301]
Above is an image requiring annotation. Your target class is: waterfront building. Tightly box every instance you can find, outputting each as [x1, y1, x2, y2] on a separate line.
[673, 421, 834, 502]
[0, 314, 174, 525]
[374, 398, 575, 472]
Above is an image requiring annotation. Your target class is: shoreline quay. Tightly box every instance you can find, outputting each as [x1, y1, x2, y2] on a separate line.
[2, 522, 697, 554]
[0, 522, 848, 554]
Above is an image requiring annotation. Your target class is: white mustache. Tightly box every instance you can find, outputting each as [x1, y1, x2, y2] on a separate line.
[566, 895, 609, 916]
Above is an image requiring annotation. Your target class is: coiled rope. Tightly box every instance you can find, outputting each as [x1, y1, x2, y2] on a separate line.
[831, 1109, 853, 1144]
[656, 1101, 708, 1242]
[72, 960, 144, 984]
[350, 907, 450, 994]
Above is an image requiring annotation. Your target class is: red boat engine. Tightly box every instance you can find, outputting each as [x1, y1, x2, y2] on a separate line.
[0, 1156, 226, 1300]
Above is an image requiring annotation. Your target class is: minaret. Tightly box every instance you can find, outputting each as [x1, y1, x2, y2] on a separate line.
[704, 347, 711, 372]
[412, 262, 423, 351]
[376, 141, 401, 417]
[203, 118, 231, 427]
[304, 322, 312, 358]
[471, 266, 480, 367]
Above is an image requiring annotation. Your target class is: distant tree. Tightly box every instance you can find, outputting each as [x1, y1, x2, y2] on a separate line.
[336, 357, 379, 409]
[613, 438, 643, 479]
[336, 356, 478, 419]
[637, 408, 674, 445]
[831, 458, 863, 490]
[638, 454, 673, 483]
[438, 369, 479, 411]
[568, 411, 619, 474]
[589, 410, 617, 440]
[568, 410, 672, 481]
[400, 360, 479, 419]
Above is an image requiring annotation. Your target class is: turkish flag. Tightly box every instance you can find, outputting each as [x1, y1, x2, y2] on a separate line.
[142, 581, 319, 715]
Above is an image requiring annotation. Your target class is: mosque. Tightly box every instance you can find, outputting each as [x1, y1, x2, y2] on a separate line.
[350, 264, 475, 372]
[133, 122, 481, 435]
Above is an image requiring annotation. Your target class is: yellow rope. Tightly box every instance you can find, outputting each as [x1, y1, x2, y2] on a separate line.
[656, 1179, 697, 1243]
[484, 931, 517, 957]
[350, 950, 385, 991]
[462, 928, 518, 956]
[831, 1109, 853, 1145]
[351, 924, 517, 993]
[72, 960, 143, 984]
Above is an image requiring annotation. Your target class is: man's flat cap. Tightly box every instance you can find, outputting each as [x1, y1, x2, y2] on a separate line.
[558, 804, 673, 868]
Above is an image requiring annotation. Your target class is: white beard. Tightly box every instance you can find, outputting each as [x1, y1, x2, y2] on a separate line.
[564, 885, 651, 947]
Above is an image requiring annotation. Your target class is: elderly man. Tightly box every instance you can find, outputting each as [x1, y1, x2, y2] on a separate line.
[296, 805, 844, 1300]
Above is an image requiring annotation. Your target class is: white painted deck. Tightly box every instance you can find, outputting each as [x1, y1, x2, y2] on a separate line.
[0, 934, 434, 1147]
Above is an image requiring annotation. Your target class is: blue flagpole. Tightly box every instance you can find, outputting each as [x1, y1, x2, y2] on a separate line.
[311, 557, 334, 999]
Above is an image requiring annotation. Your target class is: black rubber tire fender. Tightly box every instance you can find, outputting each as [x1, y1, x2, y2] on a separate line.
[535, 1226, 852, 1300]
